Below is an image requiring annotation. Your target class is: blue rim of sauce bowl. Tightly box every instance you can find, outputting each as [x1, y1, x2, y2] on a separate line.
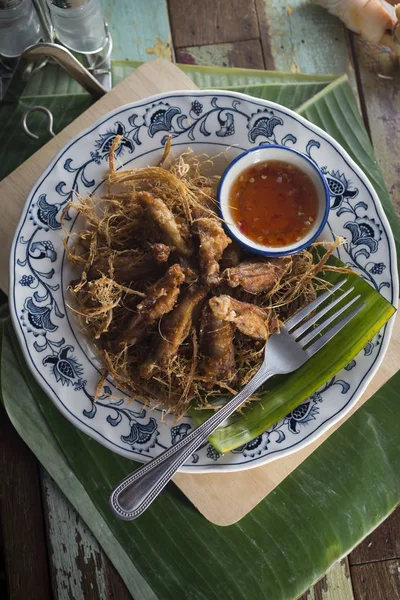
[217, 145, 330, 257]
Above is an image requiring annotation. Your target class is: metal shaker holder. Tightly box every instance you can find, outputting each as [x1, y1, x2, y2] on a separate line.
[1, 0, 111, 137]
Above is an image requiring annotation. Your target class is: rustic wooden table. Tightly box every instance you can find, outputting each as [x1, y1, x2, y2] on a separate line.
[1, 1, 399, 598]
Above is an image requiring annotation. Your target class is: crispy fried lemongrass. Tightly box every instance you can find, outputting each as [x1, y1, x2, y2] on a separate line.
[66, 140, 357, 416]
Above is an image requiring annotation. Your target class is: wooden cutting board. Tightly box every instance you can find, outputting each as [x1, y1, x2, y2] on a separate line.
[1, 58, 398, 526]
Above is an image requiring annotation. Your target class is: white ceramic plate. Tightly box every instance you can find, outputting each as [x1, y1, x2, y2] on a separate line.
[10, 90, 398, 473]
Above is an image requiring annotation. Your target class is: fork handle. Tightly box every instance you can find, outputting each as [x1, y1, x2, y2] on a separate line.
[109, 366, 276, 520]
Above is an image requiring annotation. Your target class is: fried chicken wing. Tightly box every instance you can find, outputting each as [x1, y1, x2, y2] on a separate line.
[222, 257, 290, 294]
[116, 264, 185, 346]
[194, 217, 231, 286]
[152, 243, 171, 264]
[209, 295, 270, 340]
[220, 242, 242, 271]
[140, 285, 207, 378]
[88, 244, 170, 282]
[199, 305, 235, 386]
[138, 191, 192, 255]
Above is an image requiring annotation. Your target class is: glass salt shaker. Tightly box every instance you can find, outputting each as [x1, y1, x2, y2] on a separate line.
[0, 0, 44, 57]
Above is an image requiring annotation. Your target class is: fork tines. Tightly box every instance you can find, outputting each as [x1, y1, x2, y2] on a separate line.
[285, 278, 366, 353]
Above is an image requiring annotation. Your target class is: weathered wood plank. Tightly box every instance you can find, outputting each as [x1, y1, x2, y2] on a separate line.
[297, 558, 355, 600]
[351, 558, 400, 600]
[350, 35, 400, 218]
[41, 469, 107, 600]
[0, 407, 52, 600]
[255, 0, 356, 86]
[176, 39, 265, 69]
[0, 523, 7, 599]
[41, 468, 132, 600]
[349, 506, 400, 565]
[101, 0, 173, 62]
[169, 0, 260, 47]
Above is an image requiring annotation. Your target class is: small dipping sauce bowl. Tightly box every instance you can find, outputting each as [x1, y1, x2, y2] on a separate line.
[217, 145, 330, 257]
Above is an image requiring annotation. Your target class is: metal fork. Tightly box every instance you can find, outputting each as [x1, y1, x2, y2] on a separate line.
[109, 279, 365, 520]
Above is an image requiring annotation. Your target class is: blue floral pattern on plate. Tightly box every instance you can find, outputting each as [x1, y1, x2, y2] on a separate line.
[10, 91, 398, 473]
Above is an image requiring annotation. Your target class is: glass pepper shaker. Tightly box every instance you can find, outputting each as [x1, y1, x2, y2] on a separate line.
[46, 0, 107, 54]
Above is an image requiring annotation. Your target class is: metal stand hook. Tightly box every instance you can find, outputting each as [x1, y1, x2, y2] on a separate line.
[22, 105, 55, 140]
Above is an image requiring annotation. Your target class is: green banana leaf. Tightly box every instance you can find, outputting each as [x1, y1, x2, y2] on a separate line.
[2, 319, 399, 600]
[192, 255, 396, 452]
[0, 62, 333, 181]
[111, 62, 334, 109]
[1, 62, 400, 600]
[2, 64, 399, 457]
[210, 82, 329, 107]
[20, 60, 334, 97]
[0, 95, 94, 180]
[2, 64, 399, 455]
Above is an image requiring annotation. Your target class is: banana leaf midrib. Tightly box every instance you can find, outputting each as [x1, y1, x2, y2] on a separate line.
[112, 59, 337, 82]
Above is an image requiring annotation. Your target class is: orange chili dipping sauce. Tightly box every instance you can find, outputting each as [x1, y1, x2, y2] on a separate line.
[230, 160, 319, 247]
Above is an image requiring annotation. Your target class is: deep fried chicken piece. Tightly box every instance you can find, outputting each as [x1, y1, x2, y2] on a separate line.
[177, 257, 199, 284]
[116, 264, 185, 346]
[209, 295, 270, 340]
[199, 305, 235, 387]
[88, 244, 170, 282]
[140, 285, 207, 378]
[194, 217, 231, 286]
[220, 242, 242, 271]
[222, 257, 290, 294]
[138, 191, 192, 255]
[152, 242, 171, 264]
